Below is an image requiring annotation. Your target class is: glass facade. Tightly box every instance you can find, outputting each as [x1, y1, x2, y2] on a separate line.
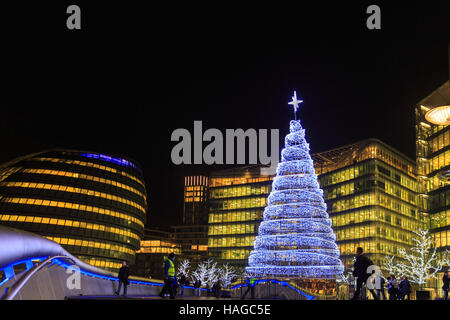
[312, 139, 422, 270]
[207, 166, 275, 269]
[183, 175, 209, 225]
[0, 150, 147, 271]
[416, 81, 450, 264]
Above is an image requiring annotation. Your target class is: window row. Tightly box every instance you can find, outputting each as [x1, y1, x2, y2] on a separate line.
[21, 167, 146, 202]
[430, 210, 450, 229]
[429, 129, 450, 154]
[79, 257, 121, 271]
[208, 223, 257, 236]
[1, 181, 146, 214]
[46, 235, 135, 255]
[0, 214, 140, 240]
[434, 230, 450, 248]
[35, 157, 145, 188]
[208, 235, 255, 248]
[331, 208, 419, 232]
[210, 184, 271, 200]
[209, 196, 268, 211]
[209, 176, 272, 188]
[208, 209, 263, 224]
[0, 197, 144, 227]
[328, 192, 417, 218]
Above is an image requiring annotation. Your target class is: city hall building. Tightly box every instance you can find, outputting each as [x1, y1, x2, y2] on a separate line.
[0, 150, 147, 271]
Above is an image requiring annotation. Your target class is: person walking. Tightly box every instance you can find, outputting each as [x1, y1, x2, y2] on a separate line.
[386, 274, 398, 300]
[366, 270, 378, 300]
[241, 277, 256, 299]
[375, 273, 386, 300]
[213, 280, 221, 298]
[159, 252, 176, 299]
[193, 279, 201, 297]
[442, 271, 449, 300]
[115, 261, 130, 297]
[179, 274, 187, 297]
[398, 276, 411, 300]
[351, 247, 373, 300]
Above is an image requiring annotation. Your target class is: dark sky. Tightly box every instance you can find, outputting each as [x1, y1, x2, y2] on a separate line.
[0, 2, 449, 227]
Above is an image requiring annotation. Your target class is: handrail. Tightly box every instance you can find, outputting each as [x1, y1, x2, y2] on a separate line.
[1, 255, 76, 300]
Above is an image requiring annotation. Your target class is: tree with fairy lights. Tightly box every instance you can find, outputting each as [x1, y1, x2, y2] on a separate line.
[246, 91, 344, 279]
[383, 228, 448, 290]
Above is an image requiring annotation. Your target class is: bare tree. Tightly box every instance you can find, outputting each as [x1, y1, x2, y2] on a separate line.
[219, 263, 236, 289]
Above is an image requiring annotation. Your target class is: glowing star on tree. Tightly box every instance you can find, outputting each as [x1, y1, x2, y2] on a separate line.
[288, 90, 303, 119]
[246, 91, 344, 279]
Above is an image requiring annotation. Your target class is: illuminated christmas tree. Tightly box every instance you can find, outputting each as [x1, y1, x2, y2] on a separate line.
[246, 92, 344, 279]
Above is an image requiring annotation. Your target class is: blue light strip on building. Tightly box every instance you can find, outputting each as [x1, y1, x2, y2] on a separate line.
[231, 279, 315, 300]
[80, 153, 138, 170]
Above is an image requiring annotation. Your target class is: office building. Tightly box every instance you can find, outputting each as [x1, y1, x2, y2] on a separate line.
[312, 139, 422, 270]
[207, 165, 275, 269]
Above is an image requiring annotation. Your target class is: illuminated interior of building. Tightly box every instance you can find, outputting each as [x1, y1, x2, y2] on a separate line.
[207, 165, 274, 269]
[312, 139, 422, 270]
[415, 80, 450, 294]
[0, 150, 147, 271]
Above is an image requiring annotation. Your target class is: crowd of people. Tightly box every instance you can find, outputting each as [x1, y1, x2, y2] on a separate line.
[113, 249, 449, 300]
[351, 246, 449, 300]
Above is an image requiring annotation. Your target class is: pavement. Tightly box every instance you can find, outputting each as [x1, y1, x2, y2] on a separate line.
[66, 295, 239, 300]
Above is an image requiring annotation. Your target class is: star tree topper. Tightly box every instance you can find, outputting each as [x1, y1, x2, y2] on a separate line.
[288, 91, 303, 120]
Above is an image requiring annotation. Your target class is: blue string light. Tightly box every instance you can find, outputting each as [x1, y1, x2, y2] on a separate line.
[246, 120, 344, 279]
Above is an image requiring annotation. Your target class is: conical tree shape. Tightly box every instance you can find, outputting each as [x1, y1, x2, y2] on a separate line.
[246, 120, 344, 279]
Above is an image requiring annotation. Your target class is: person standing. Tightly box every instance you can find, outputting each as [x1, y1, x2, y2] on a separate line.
[179, 274, 186, 297]
[241, 277, 256, 299]
[398, 276, 411, 300]
[442, 271, 449, 300]
[366, 270, 378, 300]
[351, 247, 373, 300]
[194, 279, 201, 297]
[386, 274, 398, 300]
[115, 261, 130, 297]
[375, 273, 386, 300]
[159, 252, 176, 299]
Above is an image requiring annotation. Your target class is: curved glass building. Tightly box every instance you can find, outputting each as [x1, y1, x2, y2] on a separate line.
[0, 150, 147, 271]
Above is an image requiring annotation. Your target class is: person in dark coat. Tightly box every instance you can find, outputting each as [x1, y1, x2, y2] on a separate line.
[179, 274, 187, 297]
[194, 279, 201, 297]
[442, 271, 449, 300]
[398, 276, 411, 300]
[386, 275, 398, 300]
[213, 280, 221, 298]
[115, 261, 130, 296]
[351, 247, 373, 300]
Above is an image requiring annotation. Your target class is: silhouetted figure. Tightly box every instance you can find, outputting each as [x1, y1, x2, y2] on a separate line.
[442, 271, 449, 300]
[351, 247, 373, 300]
[375, 273, 386, 300]
[241, 277, 256, 299]
[115, 261, 130, 297]
[398, 276, 411, 300]
[386, 275, 398, 300]
[179, 274, 187, 297]
[194, 279, 202, 297]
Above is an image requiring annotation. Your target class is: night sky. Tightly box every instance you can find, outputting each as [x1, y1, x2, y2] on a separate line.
[0, 2, 449, 227]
